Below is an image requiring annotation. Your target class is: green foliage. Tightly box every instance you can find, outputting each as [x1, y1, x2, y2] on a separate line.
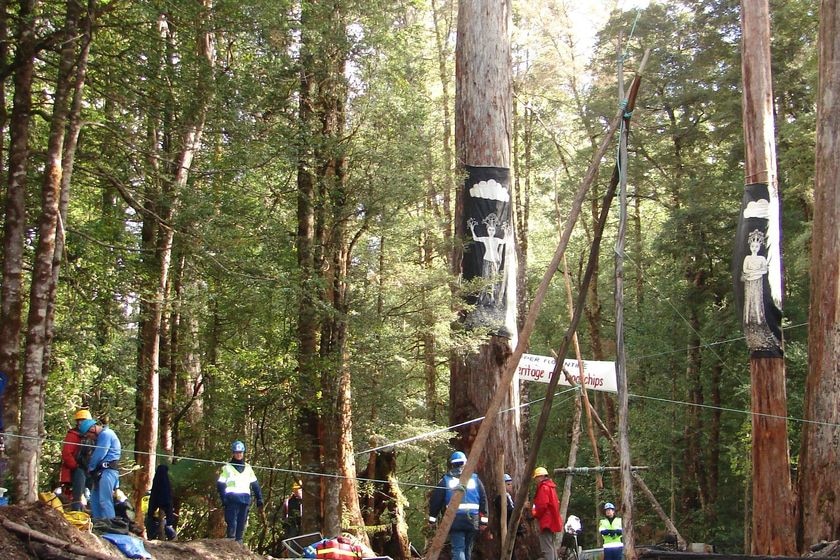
[4, 0, 818, 553]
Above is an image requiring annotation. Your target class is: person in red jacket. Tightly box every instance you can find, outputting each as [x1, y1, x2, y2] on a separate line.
[531, 466, 562, 560]
[60, 408, 93, 511]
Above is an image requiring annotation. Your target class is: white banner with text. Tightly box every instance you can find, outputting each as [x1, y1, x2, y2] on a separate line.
[517, 354, 617, 393]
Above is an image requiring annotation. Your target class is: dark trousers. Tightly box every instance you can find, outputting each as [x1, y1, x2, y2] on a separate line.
[604, 547, 624, 560]
[70, 467, 87, 511]
[224, 500, 250, 542]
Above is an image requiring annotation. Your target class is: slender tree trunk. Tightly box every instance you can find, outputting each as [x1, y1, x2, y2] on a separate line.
[739, 1, 796, 554]
[684, 319, 706, 513]
[134, 0, 215, 517]
[797, 0, 840, 549]
[295, 2, 323, 529]
[41, 0, 94, 391]
[430, 0, 454, 246]
[18, 0, 81, 501]
[0, 0, 37, 457]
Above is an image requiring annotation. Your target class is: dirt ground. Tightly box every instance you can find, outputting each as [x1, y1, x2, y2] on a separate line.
[0, 502, 271, 560]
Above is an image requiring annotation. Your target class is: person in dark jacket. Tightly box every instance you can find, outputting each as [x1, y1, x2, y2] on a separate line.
[217, 440, 264, 543]
[428, 451, 488, 560]
[493, 473, 525, 540]
[283, 480, 303, 538]
[146, 465, 177, 540]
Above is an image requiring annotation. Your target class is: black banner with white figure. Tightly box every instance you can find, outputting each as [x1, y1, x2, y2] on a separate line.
[733, 182, 783, 357]
[463, 166, 517, 338]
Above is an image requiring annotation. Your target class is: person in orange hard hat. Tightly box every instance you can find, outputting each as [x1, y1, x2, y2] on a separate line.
[531, 466, 562, 560]
[59, 408, 93, 511]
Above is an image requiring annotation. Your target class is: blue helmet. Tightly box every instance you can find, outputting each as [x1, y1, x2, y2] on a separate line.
[449, 451, 467, 465]
[604, 502, 616, 510]
[231, 440, 246, 453]
[79, 419, 97, 435]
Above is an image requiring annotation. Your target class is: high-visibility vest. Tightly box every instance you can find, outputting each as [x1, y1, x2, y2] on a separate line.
[218, 462, 257, 495]
[599, 516, 624, 548]
[444, 473, 481, 517]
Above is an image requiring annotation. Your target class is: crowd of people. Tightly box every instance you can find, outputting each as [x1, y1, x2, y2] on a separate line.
[56, 408, 298, 544]
[57, 410, 623, 557]
[428, 450, 624, 560]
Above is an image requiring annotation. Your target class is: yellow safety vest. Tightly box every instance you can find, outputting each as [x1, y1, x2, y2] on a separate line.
[218, 462, 257, 495]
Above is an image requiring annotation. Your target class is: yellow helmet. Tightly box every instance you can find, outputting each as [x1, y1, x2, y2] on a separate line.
[73, 409, 92, 421]
[292, 481, 302, 491]
[532, 467, 549, 478]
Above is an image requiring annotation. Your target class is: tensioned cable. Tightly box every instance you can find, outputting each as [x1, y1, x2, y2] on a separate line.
[629, 321, 806, 361]
[0, 390, 586, 492]
[355, 387, 580, 456]
[4, 385, 836, 494]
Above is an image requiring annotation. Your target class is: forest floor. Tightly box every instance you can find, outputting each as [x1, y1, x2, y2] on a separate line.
[0, 502, 270, 560]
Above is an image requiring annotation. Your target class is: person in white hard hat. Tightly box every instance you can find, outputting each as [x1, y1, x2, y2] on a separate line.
[599, 502, 624, 560]
[217, 440, 264, 543]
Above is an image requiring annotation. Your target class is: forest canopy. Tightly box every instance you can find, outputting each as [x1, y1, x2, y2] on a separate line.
[0, 0, 833, 558]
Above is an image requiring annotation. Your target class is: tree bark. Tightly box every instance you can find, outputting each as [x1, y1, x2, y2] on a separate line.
[449, 2, 525, 558]
[0, 0, 37, 457]
[18, 0, 82, 501]
[134, 0, 215, 518]
[739, 2, 797, 554]
[796, 2, 840, 548]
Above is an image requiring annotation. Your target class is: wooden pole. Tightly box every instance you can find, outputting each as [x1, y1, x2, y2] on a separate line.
[500, 54, 649, 560]
[614, 34, 636, 560]
[739, 1, 797, 554]
[427, 64, 646, 560]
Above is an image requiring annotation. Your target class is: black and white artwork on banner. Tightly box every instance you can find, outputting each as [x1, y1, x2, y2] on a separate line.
[462, 166, 517, 338]
[733, 182, 783, 357]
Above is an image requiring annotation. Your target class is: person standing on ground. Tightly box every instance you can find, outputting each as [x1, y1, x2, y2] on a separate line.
[217, 440, 264, 543]
[84, 418, 122, 520]
[599, 502, 624, 560]
[531, 466, 562, 560]
[60, 409, 93, 511]
[146, 464, 177, 540]
[428, 451, 488, 560]
[283, 480, 303, 538]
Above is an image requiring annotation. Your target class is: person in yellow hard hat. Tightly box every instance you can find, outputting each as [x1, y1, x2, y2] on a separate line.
[59, 408, 93, 511]
[283, 480, 303, 538]
[531, 466, 562, 560]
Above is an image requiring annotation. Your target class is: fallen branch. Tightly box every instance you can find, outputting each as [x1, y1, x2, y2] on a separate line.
[0, 517, 120, 560]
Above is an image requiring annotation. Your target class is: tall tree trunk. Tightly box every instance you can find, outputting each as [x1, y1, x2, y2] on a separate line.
[134, 0, 215, 517]
[17, 0, 82, 501]
[0, 0, 37, 459]
[738, 1, 797, 554]
[295, 0, 323, 530]
[797, 0, 840, 549]
[41, 0, 94, 394]
[450, 1, 525, 558]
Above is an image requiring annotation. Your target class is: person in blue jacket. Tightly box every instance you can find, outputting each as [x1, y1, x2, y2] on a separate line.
[82, 418, 122, 520]
[428, 451, 488, 560]
[217, 440, 264, 543]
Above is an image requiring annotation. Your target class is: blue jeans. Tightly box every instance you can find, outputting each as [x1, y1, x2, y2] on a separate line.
[449, 529, 476, 560]
[604, 547, 624, 560]
[90, 468, 118, 519]
[224, 497, 250, 542]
